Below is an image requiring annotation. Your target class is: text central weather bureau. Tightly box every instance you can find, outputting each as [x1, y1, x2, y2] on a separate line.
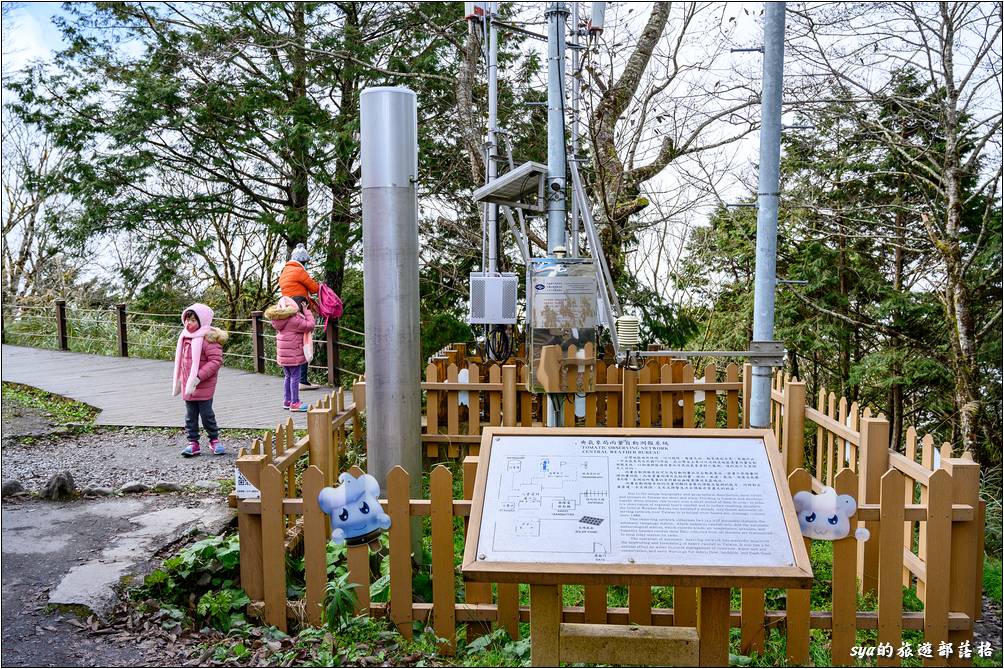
[462, 427, 814, 667]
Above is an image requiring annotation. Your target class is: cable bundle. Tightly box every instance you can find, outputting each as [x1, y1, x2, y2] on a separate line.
[485, 324, 514, 361]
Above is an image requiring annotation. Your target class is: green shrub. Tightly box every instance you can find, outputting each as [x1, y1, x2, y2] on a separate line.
[134, 533, 247, 631]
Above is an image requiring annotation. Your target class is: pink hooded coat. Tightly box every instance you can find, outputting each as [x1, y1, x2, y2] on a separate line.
[265, 297, 315, 367]
[172, 303, 227, 401]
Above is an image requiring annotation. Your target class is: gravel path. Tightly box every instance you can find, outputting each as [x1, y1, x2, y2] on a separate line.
[1, 388, 246, 667]
[1, 427, 248, 493]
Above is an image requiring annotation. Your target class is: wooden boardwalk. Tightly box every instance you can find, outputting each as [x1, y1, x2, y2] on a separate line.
[1, 345, 348, 429]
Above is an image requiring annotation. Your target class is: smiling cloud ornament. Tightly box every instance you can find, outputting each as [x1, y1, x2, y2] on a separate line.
[792, 486, 870, 542]
[318, 473, 391, 546]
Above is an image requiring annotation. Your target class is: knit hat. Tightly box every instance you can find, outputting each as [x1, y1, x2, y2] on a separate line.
[291, 244, 310, 265]
[173, 303, 214, 399]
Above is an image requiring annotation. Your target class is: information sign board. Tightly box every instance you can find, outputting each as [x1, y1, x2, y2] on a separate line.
[462, 428, 813, 588]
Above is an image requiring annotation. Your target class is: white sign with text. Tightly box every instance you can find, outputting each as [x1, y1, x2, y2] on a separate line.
[476, 435, 795, 567]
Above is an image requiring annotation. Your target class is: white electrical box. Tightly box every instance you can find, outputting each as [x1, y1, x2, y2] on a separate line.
[469, 273, 518, 325]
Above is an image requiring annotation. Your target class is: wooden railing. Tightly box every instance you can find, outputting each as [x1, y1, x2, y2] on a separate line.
[2, 299, 365, 385]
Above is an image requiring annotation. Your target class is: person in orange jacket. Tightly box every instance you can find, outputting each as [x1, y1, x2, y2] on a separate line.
[278, 244, 320, 390]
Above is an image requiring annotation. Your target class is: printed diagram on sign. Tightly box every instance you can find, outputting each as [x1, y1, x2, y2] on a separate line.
[492, 455, 611, 557]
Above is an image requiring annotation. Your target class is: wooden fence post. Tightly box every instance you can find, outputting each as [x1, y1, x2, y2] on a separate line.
[782, 379, 806, 474]
[697, 587, 731, 667]
[55, 299, 68, 350]
[387, 466, 414, 639]
[326, 318, 336, 387]
[236, 453, 265, 607]
[307, 408, 331, 487]
[430, 465, 456, 654]
[353, 376, 366, 413]
[502, 365, 517, 427]
[878, 470, 905, 668]
[923, 469, 952, 668]
[302, 465, 326, 627]
[942, 457, 980, 667]
[622, 368, 638, 427]
[786, 468, 812, 665]
[857, 416, 890, 596]
[489, 364, 502, 426]
[831, 468, 859, 665]
[726, 363, 740, 428]
[344, 466, 371, 617]
[260, 464, 287, 632]
[115, 303, 128, 357]
[251, 311, 266, 374]
[463, 456, 491, 641]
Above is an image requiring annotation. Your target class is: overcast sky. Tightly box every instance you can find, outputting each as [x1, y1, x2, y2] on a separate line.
[2, 2, 65, 81]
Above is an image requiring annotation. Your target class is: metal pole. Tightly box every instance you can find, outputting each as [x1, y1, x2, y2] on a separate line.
[569, 2, 580, 257]
[545, 1, 568, 254]
[749, 3, 785, 430]
[359, 87, 422, 500]
[486, 3, 500, 274]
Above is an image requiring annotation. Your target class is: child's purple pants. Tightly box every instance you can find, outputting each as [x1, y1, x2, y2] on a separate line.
[283, 366, 300, 405]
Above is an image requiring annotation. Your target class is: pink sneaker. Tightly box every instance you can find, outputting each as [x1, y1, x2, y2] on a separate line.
[288, 402, 309, 412]
[209, 438, 225, 455]
[182, 441, 201, 457]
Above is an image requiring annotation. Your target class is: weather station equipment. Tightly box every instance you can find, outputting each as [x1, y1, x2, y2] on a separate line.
[466, 1, 787, 424]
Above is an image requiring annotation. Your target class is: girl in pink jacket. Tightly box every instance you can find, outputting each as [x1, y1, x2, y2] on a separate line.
[172, 303, 228, 457]
[265, 296, 315, 412]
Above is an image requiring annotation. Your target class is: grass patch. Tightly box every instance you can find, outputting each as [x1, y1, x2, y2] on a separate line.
[984, 555, 1002, 605]
[2, 382, 98, 428]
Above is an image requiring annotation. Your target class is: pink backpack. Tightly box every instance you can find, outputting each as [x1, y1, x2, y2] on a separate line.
[317, 283, 343, 330]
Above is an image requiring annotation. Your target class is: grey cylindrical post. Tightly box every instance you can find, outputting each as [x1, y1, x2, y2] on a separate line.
[486, 3, 499, 273]
[359, 87, 422, 497]
[750, 2, 785, 429]
[590, 2, 606, 33]
[546, 2, 569, 254]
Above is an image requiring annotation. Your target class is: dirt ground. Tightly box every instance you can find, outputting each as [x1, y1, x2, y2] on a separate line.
[2, 396, 237, 667]
[1, 495, 223, 667]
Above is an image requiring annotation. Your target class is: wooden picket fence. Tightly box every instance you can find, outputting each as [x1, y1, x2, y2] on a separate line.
[231, 386, 362, 626]
[363, 348, 748, 459]
[234, 362, 984, 666]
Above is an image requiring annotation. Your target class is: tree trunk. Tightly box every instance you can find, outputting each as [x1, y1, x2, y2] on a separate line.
[325, 184, 352, 387]
[286, 2, 310, 256]
[888, 203, 905, 450]
[942, 196, 981, 458]
[323, 5, 361, 387]
[588, 3, 670, 288]
[931, 5, 983, 460]
[787, 349, 800, 381]
[836, 215, 851, 398]
[456, 25, 485, 184]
